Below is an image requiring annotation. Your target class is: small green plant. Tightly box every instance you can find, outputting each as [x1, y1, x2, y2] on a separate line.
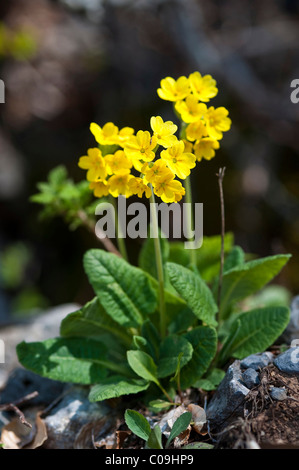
[30, 165, 100, 231]
[125, 409, 192, 449]
[16, 72, 291, 411]
[0, 22, 37, 60]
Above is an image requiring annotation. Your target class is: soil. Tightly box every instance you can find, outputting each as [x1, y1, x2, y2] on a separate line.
[216, 365, 299, 449]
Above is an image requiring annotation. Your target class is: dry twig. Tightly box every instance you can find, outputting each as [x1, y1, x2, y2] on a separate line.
[0, 391, 39, 428]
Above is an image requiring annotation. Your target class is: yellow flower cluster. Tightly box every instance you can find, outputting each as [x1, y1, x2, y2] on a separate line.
[78, 72, 231, 203]
[157, 72, 231, 161]
[79, 116, 196, 203]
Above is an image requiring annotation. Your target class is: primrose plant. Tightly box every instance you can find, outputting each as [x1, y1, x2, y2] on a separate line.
[17, 72, 291, 409]
[124, 409, 192, 449]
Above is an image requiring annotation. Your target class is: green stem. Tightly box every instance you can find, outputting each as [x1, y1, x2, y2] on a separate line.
[158, 383, 174, 404]
[217, 167, 226, 314]
[150, 188, 166, 339]
[109, 196, 128, 261]
[183, 175, 197, 268]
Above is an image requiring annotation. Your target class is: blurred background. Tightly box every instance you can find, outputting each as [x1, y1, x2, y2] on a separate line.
[0, 0, 298, 322]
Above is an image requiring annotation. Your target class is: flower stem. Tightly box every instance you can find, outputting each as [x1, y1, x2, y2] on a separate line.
[183, 175, 197, 268]
[158, 383, 174, 404]
[216, 167, 226, 313]
[150, 188, 166, 339]
[109, 196, 128, 261]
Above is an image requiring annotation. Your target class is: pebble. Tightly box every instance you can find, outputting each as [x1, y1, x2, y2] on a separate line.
[240, 352, 273, 371]
[274, 347, 299, 376]
[269, 387, 288, 401]
[280, 295, 299, 343]
[241, 368, 260, 389]
[207, 361, 250, 430]
[0, 368, 65, 407]
[43, 386, 110, 449]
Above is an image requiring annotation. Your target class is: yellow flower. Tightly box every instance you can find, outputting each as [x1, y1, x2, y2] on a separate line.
[143, 159, 170, 186]
[182, 139, 194, 153]
[205, 106, 231, 140]
[128, 177, 151, 198]
[117, 127, 135, 147]
[78, 148, 107, 182]
[108, 171, 133, 198]
[173, 187, 185, 202]
[154, 171, 185, 203]
[161, 141, 196, 180]
[175, 96, 207, 123]
[157, 76, 190, 102]
[193, 138, 220, 161]
[186, 120, 208, 142]
[90, 122, 119, 146]
[150, 116, 178, 148]
[105, 150, 132, 175]
[89, 180, 110, 198]
[189, 72, 218, 102]
[124, 130, 157, 168]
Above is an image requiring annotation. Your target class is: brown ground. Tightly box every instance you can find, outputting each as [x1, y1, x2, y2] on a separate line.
[217, 365, 299, 449]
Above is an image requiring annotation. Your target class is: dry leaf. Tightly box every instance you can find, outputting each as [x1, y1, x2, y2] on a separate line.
[116, 430, 131, 449]
[1, 408, 48, 450]
[173, 426, 191, 448]
[187, 404, 206, 434]
[25, 413, 48, 449]
[1, 417, 35, 449]
[74, 417, 113, 449]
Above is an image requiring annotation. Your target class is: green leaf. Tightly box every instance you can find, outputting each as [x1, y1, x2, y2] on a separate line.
[167, 306, 196, 335]
[30, 191, 55, 204]
[127, 350, 159, 386]
[141, 320, 160, 362]
[125, 410, 151, 442]
[166, 262, 218, 327]
[147, 277, 195, 333]
[180, 326, 217, 389]
[148, 400, 174, 411]
[220, 254, 291, 319]
[162, 288, 195, 331]
[59, 183, 81, 202]
[196, 233, 234, 282]
[166, 412, 192, 448]
[217, 319, 241, 366]
[168, 233, 234, 283]
[48, 165, 68, 185]
[194, 368, 225, 390]
[157, 335, 193, 378]
[60, 298, 132, 348]
[225, 306, 290, 360]
[147, 425, 163, 449]
[182, 442, 214, 449]
[224, 246, 245, 273]
[168, 242, 190, 267]
[89, 376, 149, 402]
[133, 336, 148, 350]
[139, 225, 170, 281]
[84, 250, 157, 328]
[170, 352, 184, 383]
[17, 338, 109, 384]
